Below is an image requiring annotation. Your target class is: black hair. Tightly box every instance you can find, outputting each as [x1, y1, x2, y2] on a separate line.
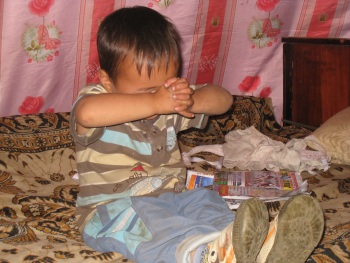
[97, 6, 182, 80]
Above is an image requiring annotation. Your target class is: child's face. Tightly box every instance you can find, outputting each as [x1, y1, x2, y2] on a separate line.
[111, 55, 178, 95]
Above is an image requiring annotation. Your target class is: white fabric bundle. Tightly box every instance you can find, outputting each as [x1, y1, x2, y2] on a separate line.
[222, 126, 330, 173]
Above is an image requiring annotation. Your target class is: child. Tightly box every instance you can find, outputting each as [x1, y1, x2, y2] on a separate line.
[70, 6, 324, 263]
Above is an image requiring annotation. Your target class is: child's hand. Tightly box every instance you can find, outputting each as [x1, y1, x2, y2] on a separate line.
[150, 82, 190, 117]
[164, 77, 195, 118]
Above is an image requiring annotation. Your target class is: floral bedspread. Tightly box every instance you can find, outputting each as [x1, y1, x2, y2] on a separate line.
[0, 100, 349, 263]
[0, 113, 131, 263]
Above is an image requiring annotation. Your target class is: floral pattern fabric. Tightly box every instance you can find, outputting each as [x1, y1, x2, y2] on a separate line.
[0, 96, 349, 263]
[1, 0, 350, 123]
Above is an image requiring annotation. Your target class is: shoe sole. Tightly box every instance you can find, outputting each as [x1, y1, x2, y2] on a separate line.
[232, 198, 269, 263]
[264, 194, 325, 263]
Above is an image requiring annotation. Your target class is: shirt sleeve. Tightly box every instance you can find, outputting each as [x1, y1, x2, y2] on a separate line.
[69, 84, 107, 146]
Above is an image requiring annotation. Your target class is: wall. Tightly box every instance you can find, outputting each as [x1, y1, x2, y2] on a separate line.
[0, 0, 349, 123]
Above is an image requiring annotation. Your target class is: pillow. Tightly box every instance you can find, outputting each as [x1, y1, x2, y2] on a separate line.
[212, 95, 280, 135]
[0, 112, 74, 152]
[305, 107, 350, 165]
[177, 95, 280, 148]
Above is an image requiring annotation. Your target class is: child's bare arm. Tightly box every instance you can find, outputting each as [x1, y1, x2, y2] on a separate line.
[74, 86, 191, 134]
[165, 77, 195, 118]
[190, 84, 233, 115]
[166, 78, 233, 116]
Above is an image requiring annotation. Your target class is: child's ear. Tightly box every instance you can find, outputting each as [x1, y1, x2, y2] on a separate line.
[98, 70, 114, 92]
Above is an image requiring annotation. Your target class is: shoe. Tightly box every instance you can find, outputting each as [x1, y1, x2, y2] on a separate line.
[232, 197, 269, 263]
[257, 194, 325, 263]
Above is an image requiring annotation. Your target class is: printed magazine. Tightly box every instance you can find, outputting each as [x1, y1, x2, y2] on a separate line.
[185, 170, 308, 209]
[212, 170, 306, 199]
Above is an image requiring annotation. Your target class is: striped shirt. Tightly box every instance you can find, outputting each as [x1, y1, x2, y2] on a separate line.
[70, 84, 208, 231]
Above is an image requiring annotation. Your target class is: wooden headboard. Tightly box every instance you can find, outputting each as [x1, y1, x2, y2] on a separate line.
[282, 37, 350, 129]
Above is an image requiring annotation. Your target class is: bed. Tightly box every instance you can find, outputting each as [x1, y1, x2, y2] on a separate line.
[0, 95, 349, 263]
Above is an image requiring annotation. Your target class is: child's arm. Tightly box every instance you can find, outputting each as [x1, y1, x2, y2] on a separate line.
[190, 84, 233, 115]
[74, 85, 193, 135]
[166, 78, 233, 116]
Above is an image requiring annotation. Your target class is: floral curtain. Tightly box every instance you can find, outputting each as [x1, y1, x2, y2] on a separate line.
[0, 0, 349, 123]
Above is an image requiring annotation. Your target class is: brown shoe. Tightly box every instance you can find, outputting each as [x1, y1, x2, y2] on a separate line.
[257, 194, 324, 263]
[232, 198, 269, 263]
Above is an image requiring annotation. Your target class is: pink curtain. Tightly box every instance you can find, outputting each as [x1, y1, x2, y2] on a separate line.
[1, 0, 349, 123]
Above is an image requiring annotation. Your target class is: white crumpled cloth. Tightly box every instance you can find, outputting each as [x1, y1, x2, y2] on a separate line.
[222, 126, 330, 172]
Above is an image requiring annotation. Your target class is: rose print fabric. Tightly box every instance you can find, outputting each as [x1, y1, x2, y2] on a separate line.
[0, 0, 350, 121]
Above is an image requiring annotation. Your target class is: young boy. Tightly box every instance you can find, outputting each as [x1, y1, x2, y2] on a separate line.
[70, 6, 324, 263]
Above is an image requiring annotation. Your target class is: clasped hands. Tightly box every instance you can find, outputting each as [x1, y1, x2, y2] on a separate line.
[163, 77, 195, 118]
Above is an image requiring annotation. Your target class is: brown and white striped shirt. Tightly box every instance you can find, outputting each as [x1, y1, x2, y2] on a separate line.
[70, 84, 208, 231]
